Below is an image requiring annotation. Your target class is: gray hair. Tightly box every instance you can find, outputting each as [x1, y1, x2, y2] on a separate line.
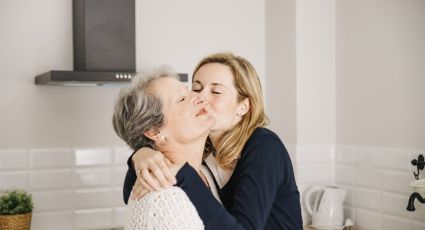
[112, 66, 180, 150]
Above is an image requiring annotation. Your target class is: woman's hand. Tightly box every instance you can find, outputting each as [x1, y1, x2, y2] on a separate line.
[131, 159, 185, 201]
[132, 147, 177, 191]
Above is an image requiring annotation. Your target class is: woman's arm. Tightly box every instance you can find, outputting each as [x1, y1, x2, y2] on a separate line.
[123, 148, 181, 204]
[175, 133, 301, 230]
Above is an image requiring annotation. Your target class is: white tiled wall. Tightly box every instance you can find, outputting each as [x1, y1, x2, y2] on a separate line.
[0, 147, 131, 230]
[297, 145, 425, 230]
[296, 145, 335, 225]
[336, 146, 425, 230]
[2, 145, 424, 230]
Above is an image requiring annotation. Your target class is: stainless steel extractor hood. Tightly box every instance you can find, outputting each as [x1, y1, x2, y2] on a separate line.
[35, 0, 136, 86]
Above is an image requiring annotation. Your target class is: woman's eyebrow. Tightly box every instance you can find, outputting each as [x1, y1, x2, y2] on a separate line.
[211, 83, 227, 89]
[194, 80, 226, 87]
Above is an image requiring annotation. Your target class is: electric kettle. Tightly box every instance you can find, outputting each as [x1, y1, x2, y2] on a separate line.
[305, 185, 346, 229]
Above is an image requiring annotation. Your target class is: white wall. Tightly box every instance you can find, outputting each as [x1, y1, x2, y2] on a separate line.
[296, 0, 336, 145]
[336, 0, 425, 149]
[0, 0, 265, 149]
[265, 0, 297, 146]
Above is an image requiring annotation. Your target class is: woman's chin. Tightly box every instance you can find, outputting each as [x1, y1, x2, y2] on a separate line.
[206, 116, 217, 129]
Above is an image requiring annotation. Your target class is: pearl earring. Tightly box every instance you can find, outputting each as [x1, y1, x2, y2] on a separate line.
[157, 133, 165, 141]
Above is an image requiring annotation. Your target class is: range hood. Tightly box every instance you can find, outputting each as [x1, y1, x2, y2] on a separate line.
[35, 0, 136, 86]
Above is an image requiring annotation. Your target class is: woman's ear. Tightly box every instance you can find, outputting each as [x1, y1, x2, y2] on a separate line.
[237, 98, 250, 116]
[144, 129, 164, 142]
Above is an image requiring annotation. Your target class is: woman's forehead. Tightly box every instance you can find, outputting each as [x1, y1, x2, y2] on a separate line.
[193, 63, 234, 85]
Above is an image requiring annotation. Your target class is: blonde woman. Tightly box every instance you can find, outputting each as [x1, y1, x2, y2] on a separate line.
[113, 66, 215, 229]
[124, 53, 302, 230]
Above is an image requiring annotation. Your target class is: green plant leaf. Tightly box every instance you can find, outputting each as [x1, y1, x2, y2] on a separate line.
[0, 190, 33, 215]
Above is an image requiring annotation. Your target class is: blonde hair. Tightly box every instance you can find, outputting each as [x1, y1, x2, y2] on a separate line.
[193, 53, 269, 169]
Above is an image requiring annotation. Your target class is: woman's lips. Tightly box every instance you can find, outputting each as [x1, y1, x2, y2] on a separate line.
[195, 107, 208, 117]
[195, 106, 208, 117]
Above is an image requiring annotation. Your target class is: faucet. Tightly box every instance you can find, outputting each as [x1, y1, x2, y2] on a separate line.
[407, 192, 425, 211]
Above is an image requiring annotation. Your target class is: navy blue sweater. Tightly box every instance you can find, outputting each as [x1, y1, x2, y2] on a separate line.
[123, 128, 302, 230]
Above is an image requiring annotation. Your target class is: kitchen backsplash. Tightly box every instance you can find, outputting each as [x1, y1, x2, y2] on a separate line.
[297, 145, 425, 230]
[1, 145, 425, 230]
[0, 147, 131, 230]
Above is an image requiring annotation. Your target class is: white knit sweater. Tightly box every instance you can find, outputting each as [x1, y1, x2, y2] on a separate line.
[125, 187, 204, 230]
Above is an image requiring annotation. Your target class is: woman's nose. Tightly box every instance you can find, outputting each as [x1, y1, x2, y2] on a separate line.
[190, 93, 206, 105]
[194, 96, 206, 105]
[195, 90, 209, 102]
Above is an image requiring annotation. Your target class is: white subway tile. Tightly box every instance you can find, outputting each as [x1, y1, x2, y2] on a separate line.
[381, 192, 411, 218]
[354, 165, 380, 189]
[355, 209, 381, 230]
[381, 214, 411, 230]
[30, 170, 72, 190]
[32, 190, 74, 211]
[355, 188, 380, 211]
[377, 149, 410, 172]
[336, 165, 354, 185]
[335, 146, 355, 165]
[31, 211, 72, 230]
[74, 148, 112, 166]
[411, 204, 425, 222]
[73, 208, 113, 229]
[412, 220, 425, 230]
[0, 149, 28, 170]
[73, 168, 114, 188]
[354, 147, 382, 167]
[0, 171, 28, 190]
[297, 146, 333, 164]
[113, 207, 128, 228]
[114, 187, 126, 207]
[296, 146, 319, 164]
[73, 188, 114, 209]
[316, 146, 334, 164]
[30, 149, 72, 169]
[114, 167, 127, 186]
[297, 164, 334, 184]
[115, 147, 132, 165]
[380, 171, 410, 195]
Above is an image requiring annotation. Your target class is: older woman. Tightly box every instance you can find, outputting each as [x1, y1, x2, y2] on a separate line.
[112, 66, 216, 229]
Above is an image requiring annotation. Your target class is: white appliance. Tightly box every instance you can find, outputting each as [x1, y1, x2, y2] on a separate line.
[305, 185, 346, 230]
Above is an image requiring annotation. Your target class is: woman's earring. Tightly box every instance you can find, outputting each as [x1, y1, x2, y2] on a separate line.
[157, 133, 165, 141]
[159, 133, 165, 141]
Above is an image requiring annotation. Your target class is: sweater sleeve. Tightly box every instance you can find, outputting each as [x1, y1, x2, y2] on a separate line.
[122, 149, 137, 204]
[123, 165, 137, 205]
[125, 187, 204, 230]
[225, 134, 297, 229]
[175, 134, 294, 230]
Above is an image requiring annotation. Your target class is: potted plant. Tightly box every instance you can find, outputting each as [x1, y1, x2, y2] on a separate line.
[0, 190, 33, 230]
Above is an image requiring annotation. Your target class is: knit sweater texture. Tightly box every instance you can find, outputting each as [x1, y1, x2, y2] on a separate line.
[125, 187, 204, 230]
